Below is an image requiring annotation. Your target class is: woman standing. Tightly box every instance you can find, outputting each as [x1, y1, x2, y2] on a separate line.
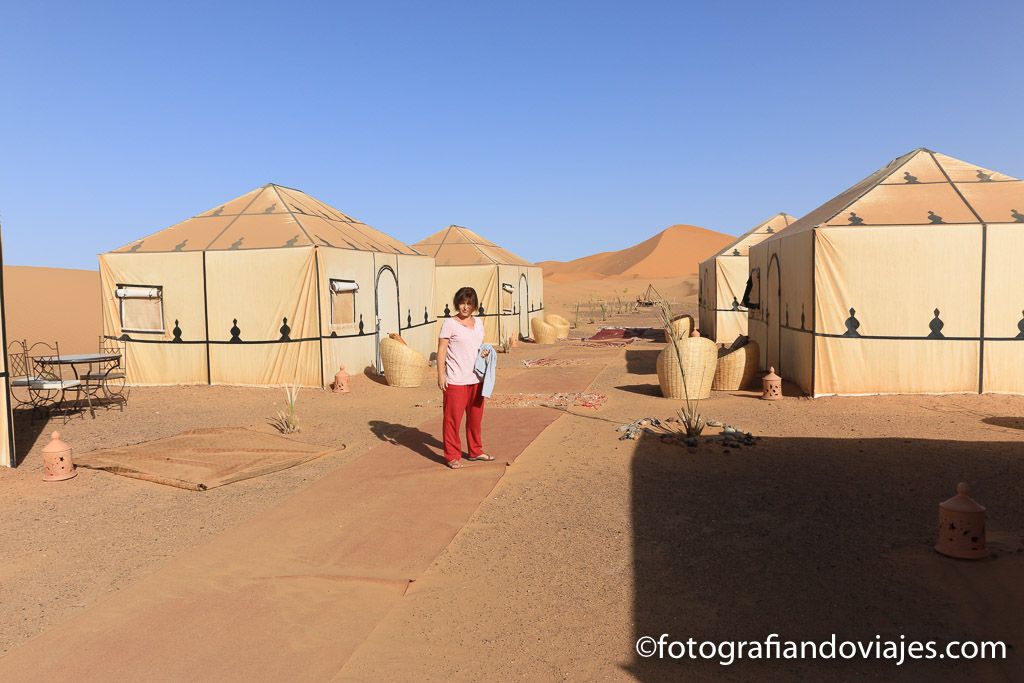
[437, 287, 495, 469]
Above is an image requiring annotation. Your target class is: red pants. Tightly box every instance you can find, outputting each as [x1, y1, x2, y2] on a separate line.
[443, 382, 485, 461]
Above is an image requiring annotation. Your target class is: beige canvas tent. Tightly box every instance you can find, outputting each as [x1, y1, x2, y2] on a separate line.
[0, 230, 14, 467]
[699, 213, 794, 343]
[747, 148, 1024, 396]
[99, 184, 436, 387]
[413, 225, 544, 343]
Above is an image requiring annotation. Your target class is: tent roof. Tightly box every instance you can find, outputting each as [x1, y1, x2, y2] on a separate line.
[412, 225, 535, 266]
[707, 213, 795, 261]
[109, 184, 420, 255]
[766, 148, 1023, 242]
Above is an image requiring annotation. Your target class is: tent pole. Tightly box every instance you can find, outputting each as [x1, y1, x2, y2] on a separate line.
[202, 251, 211, 385]
[314, 248, 325, 388]
[0, 226, 15, 467]
[978, 223, 987, 394]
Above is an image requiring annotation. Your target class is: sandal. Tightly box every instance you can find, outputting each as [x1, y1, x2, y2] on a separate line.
[447, 459, 465, 469]
[465, 454, 495, 462]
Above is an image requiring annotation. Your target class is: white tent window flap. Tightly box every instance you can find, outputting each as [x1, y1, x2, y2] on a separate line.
[117, 284, 164, 333]
[330, 279, 358, 325]
[501, 283, 514, 313]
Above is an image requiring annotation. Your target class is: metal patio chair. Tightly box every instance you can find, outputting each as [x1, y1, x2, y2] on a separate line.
[27, 341, 87, 423]
[81, 336, 129, 410]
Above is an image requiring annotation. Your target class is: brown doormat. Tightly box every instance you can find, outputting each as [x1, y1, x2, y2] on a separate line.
[75, 427, 342, 490]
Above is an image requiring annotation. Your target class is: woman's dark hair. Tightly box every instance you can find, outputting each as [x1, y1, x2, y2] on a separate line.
[453, 287, 479, 311]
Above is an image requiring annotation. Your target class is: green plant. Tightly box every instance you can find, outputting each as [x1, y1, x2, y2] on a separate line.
[600, 302, 608, 320]
[658, 302, 705, 437]
[272, 382, 301, 434]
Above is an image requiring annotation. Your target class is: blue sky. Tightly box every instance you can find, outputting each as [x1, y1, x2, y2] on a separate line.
[1, 1, 1021, 269]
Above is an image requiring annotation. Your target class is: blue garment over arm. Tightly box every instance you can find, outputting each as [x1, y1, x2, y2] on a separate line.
[473, 343, 497, 397]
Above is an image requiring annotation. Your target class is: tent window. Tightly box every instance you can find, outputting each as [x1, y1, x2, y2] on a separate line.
[330, 279, 358, 326]
[501, 283, 514, 313]
[116, 284, 164, 333]
[744, 268, 761, 312]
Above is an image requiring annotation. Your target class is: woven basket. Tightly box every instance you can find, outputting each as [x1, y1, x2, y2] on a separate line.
[664, 314, 694, 343]
[545, 314, 571, 339]
[711, 339, 760, 391]
[531, 317, 558, 344]
[656, 336, 717, 400]
[380, 336, 428, 387]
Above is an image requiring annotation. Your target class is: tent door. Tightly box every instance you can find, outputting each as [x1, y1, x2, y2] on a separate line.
[766, 254, 781, 373]
[375, 266, 400, 374]
[518, 274, 529, 339]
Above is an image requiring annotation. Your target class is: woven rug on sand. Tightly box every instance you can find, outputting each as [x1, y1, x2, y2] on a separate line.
[521, 357, 587, 368]
[585, 327, 662, 342]
[418, 391, 606, 410]
[75, 427, 342, 490]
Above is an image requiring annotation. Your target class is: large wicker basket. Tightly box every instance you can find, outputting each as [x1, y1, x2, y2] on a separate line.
[545, 313, 571, 339]
[531, 317, 558, 344]
[656, 336, 717, 400]
[664, 314, 694, 343]
[712, 339, 760, 391]
[380, 336, 428, 387]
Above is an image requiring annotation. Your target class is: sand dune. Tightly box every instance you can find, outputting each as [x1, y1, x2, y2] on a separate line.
[3, 266, 101, 354]
[542, 276, 696, 321]
[539, 224, 732, 282]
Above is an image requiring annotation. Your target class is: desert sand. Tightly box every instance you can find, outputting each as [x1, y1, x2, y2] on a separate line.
[3, 266, 101, 355]
[0, 236, 1022, 680]
[539, 224, 732, 282]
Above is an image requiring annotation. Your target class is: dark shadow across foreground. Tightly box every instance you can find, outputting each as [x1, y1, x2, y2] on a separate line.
[629, 434, 1024, 681]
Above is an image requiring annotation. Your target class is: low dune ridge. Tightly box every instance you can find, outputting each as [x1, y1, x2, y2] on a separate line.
[542, 276, 696, 322]
[538, 223, 732, 282]
[3, 266, 101, 354]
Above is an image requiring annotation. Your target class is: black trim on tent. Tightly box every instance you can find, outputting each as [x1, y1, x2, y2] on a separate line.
[400, 319, 436, 332]
[373, 263, 400, 374]
[812, 331, 1020, 341]
[109, 335, 323, 345]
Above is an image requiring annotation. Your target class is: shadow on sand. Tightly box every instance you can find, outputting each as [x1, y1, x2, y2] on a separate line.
[362, 366, 389, 386]
[982, 417, 1024, 432]
[368, 419, 447, 466]
[11, 409, 55, 466]
[615, 384, 662, 397]
[625, 349, 659, 375]
[628, 433, 1024, 680]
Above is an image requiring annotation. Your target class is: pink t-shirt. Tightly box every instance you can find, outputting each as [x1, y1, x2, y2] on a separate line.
[439, 316, 484, 385]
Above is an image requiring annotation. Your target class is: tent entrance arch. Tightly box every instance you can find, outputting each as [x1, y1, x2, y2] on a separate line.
[518, 274, 529, 339]
[766, 254, 781, 373]
[375, 266, 400, 373]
